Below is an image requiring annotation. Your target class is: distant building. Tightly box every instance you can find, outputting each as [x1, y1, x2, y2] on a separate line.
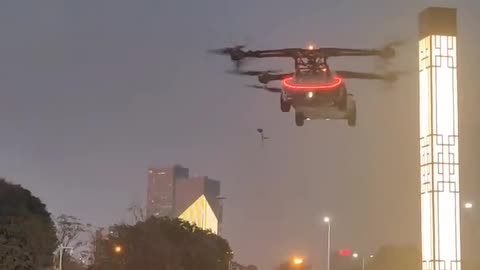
[146, 165, 224, 234]
[146, 165, 189, 217]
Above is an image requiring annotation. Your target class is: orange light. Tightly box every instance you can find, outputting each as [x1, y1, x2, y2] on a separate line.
[114, 245, 122, 254]
[293, 257, 304, 265]
[282, 76, 343, 92]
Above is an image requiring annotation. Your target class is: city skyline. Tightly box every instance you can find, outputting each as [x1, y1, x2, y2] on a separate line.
[146, 164, 223, 234]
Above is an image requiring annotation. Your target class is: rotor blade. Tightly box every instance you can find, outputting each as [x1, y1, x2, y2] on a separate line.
[336, 70, 400, 82]
[207, 45, 245, 56]
[226, 69, 282, 76]
[246, 84, 282, 93]
[384, 39, 407, 48]
[258, 72, 294, 84]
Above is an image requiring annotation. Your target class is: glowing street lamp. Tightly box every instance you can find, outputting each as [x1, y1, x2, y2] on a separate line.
[352, 253, 374, 270]
[324, 217, 331, 270]
[114, 245, 123, 254]
[465, 202, 473, 209]
[293, 257, 304, 265]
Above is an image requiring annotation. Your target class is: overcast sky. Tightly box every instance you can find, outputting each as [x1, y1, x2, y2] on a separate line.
[0, 0, 479, 269]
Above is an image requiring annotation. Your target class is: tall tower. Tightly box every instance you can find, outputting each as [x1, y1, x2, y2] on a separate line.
[419, 7, 461, 270]
[146, 165, 189, 217]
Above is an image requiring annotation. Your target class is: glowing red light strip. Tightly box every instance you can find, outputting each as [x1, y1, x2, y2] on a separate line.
[282, 76, 343, 91]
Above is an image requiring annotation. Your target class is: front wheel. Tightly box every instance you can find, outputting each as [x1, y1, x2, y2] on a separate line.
[347, 100, 356, 127]
[295, 112, 305, 127]
[280, 96, 291, 112]
[337, 89, 348, 110]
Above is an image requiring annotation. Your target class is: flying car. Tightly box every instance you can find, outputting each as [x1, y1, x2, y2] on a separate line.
[208, 42, 401, 127]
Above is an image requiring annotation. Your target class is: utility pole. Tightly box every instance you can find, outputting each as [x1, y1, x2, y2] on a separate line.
[59, 246, 73, 270]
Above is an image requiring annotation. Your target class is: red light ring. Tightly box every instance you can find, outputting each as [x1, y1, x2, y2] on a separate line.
[282, 76, 343, 91]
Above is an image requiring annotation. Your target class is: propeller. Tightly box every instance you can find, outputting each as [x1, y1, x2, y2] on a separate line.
[207, 45, 245, 56]
[336, 70, 405, 83]
[226, 69, 282, 76]
[247, 84, 282, 93]
[208, 44, 249, 69]
[379, 39, 406, 59]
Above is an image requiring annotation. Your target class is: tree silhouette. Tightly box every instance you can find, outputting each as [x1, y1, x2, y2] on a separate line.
[0, 179, 57, 270]
[90, 216, 233, 270]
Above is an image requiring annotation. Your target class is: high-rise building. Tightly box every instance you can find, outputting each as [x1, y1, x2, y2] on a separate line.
[146, 165, 189, 217]
[146, 165, 223, 234]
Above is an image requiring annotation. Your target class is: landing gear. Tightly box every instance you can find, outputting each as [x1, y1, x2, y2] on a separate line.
[337, 88, 348, 111]
[347, 96, 356, 127]
[295, 112, 305, 127]
[280, 96, 291, 112]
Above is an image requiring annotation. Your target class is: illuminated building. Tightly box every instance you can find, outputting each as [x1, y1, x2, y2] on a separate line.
[178, 194, 219, 234]
[146, 165, 223, 234]
[419, 7, 461, 270]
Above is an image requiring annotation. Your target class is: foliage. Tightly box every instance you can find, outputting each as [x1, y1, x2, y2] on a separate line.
[62, 254, 88, 270]
[54, 214, 92, 269]
[90, 216, 233, 270]
[0, 179, 57, 270]
[127, 201, 146, 223]
[56, 214, 90, 249]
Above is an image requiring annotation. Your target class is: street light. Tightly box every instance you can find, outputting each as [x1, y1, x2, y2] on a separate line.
[324, 217, 331, 270]
[114, 245, 123, 254]
[352, 253, 374, 270]
[59, 246, 73, 270]
[293, 257, 304, 265]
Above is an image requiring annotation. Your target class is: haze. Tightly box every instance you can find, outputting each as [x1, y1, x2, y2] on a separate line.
[0, 0, 479, 269]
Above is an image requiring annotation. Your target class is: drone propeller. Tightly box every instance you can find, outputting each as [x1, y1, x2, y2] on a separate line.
[247, 84, 282, 93]
[207, 45, 245, 56]
[226, 69, 282, 76]
[377, 39, 406, 63]
[208, 45, 249, 69]
[336, 70, 403, 82]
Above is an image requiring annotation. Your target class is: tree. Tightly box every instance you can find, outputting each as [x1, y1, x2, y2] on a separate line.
[126, 201, 146, 224]
[54, 214, 91, 269]
[0, 179, 57, 270]
[56, 214, 89, 249]
[367, 245, 421, 270]
[90, 216, 233, 270]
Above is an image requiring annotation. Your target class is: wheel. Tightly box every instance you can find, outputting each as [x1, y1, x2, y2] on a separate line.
[295, 112, 305, 127]
[337, 89, 348, 110]
[347, 99, 356, 127]
[280, 95, 291, 112]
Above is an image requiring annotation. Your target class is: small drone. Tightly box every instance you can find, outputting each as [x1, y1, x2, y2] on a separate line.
[209, 42, 402, 127]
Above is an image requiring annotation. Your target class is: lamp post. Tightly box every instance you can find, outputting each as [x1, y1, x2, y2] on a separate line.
[59, 246, 73, 270]
[352, 253, 374, 270]
[324, 217, 331, 270]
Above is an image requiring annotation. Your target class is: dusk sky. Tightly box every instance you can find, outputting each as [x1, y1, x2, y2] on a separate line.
[0, 0, 479, 269]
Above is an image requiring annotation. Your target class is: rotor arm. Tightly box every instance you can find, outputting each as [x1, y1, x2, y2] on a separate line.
[258, 72, 294, 84]
[321, 47, 395, 59]
[336, 70, 398, 82]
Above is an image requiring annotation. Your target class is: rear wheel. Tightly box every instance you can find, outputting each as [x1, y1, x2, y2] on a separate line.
[280, 96, 291, 112]
[338, 89, 347, 110]
[347, 99, 356, 127]
[295, 112, 305, 127]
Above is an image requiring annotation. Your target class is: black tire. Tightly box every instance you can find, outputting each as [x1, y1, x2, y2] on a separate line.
[295, 113, 305, 127]
[338, 89, 347, 110]
[347, 100, 356, 127]
[280, 96, 291, 112]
